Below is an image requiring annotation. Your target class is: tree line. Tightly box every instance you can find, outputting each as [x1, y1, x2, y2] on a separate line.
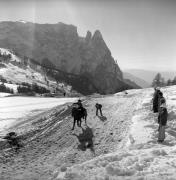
[17, 82, 50, 94]
[0, 51, 12, 62]
[152, 73, 176, 87]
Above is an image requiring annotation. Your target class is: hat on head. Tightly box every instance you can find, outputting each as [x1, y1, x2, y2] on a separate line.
[160, 98, 165, 104]
[159, 92, 163, 96]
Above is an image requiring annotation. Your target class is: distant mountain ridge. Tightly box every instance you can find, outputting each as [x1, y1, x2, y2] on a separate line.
[0, 21, 138, 94]
[123, 72, 150, 88]
[125, 69, 176, 85]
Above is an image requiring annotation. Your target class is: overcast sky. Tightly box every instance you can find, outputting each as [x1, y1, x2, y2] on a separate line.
[0, 0, 176, 71]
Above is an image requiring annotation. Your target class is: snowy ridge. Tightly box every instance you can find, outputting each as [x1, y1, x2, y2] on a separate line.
[0, 48, 21, 62]
[17, 20, 27, 23]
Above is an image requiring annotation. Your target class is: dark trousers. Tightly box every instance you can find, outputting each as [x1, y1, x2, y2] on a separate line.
[72, 117, 81, 130]
[96, 108, 102, 116]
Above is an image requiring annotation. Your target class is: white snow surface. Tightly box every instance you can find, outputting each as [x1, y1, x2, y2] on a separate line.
[0, 92, 11, 97]
[55, 86, 176, 180]
[0, 97, 77, 134]
[0, 63, 47, 88]
[17, 20, 27, 23]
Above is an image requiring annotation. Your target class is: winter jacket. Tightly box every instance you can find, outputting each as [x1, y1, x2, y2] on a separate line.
[153, 90, 160, 112]
[95, 104, 102, 109]
[158, 96, 166, 110]
[158, 107, 168, 126]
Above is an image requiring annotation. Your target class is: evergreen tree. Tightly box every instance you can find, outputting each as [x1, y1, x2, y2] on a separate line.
[167, 79, 172, 86]
[41, 58, 54, 69]
[160, 77, 165, 87]
[173, 76, 176, 85]
[152, 73, 162, 87]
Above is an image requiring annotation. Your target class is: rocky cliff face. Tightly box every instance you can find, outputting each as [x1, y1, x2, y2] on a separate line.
[0, 21, 133, 94]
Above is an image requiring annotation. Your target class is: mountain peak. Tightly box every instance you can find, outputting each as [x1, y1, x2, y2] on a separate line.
[92, 30, 103, 40]
[85, 31, 92, 42]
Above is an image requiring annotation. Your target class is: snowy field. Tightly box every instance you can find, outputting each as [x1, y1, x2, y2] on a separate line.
[1, 86, 176, 180]
[0, 96, 77, 133]
[54, 86, 176, 180]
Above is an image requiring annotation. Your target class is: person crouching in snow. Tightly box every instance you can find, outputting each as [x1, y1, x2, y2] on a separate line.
[95, 103, 103, 116]
[157, 100, 168, 143]
[3, 132, 22, 151]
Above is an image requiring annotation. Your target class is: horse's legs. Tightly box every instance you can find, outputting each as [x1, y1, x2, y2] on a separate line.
[78, 118, 82, 127]
[100, 108, 103, 116]
[85, 115, 87, 125]
[72, 118, 76, 130]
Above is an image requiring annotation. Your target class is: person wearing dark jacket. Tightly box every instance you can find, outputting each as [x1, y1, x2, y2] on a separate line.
[152, 88, 160, 113]
[77, 99, 83, 108]
[158, 91, 166, 111]
[158, 103, 168, 143]
[95, 103, 103, 116]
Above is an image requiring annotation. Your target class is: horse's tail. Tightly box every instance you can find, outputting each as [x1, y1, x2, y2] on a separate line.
[83, 108, 87, 120]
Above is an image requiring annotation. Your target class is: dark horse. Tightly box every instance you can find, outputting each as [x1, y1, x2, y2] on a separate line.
[71, 103, 87, 130]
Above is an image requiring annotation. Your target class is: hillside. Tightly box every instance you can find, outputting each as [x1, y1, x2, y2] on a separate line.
[125, 69, 176, 85]
[123, 72, 150, 88]
[0, 21, 135, 94]
[1, 86, 176, 179]
[0, 47, 79, 95]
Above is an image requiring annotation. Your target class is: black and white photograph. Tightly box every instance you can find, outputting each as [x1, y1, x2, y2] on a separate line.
[0, 0, 176, 179]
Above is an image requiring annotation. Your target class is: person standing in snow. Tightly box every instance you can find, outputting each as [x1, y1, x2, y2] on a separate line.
[77, 99, 83, 108]
[158, 99, 168, 143]
[152, 87, 160, 113]
[158, 91, 166, 111]
[95, 103, 103, 116]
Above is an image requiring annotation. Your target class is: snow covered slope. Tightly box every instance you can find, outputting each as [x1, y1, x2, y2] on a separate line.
[54, 86, 176, 180]
[0, 86, 176, 180]
[0, 62, 49, 88]
[0, 96, 78, 133]
[0, 47, 72, 93]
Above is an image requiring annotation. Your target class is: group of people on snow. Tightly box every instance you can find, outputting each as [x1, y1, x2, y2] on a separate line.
[152, 87, 168, 143]
[71, 100, 103, 130]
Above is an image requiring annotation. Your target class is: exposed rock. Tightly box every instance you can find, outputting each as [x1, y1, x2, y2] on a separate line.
[0, 21, 135, 94]
[85, 31, 92, 43]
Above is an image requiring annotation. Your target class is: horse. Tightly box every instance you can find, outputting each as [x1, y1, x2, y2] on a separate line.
[71, 103, 87, 130]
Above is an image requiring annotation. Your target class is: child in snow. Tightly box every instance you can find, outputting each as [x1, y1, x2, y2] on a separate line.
[158, 100, 168, 143]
